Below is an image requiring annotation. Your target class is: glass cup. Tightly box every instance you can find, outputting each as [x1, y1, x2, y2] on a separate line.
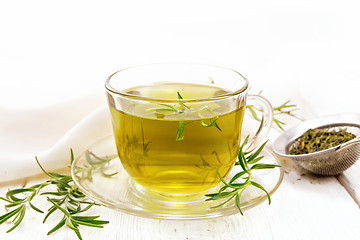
[105, 63, 273, 200]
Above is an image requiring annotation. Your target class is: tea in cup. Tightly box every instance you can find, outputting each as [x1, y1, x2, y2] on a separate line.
[105, 64, 272, 199]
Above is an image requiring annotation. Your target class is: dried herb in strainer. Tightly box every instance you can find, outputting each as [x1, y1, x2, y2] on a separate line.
[289, 128, 356, 155]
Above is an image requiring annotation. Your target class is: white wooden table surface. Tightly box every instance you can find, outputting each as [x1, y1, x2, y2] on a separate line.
[1, 0, 360, 239]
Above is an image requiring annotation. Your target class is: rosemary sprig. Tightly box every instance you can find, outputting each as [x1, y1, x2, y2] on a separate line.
[174, 91, 192, 141]
[0, 150, 109, 239]
[0, 184, 48, 233]
[150, 91, 193, 141]
[152, 91, 223, 141]
[205, 136, 281, 215]
[46, 197, 108, 239]
[246, 99, 298, 131]
[74, 151, 118, 180]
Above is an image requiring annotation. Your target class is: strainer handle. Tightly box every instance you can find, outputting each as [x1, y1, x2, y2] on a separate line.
[245, 94, 274, 151]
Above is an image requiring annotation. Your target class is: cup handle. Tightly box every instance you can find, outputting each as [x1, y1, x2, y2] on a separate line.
[245, 94, 274, 151]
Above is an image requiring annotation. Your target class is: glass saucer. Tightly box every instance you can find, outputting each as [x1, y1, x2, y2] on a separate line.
[71, 136, 284, 220]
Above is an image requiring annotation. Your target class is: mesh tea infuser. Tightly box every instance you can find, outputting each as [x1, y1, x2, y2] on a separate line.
[272, 113, 360, 175]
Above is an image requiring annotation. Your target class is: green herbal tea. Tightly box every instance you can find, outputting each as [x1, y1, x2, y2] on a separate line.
[109, 83, 245, 195]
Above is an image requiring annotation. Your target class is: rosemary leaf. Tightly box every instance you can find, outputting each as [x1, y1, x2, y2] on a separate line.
[201, 117, 222, 131]
[246, 105, 260, 121]
[235, 194, 243, 215]
[7, 204, 26, 233]
[250, 163, 281, 170]
[229, 171, 247, 184]
[29, 201, 44, 213]
[43, 206, 57, 223]
[47, 217, 66, 235]
[0, 206, 22, 225]
[250, 181, 271, 204]
[246, 140, 268, 163]
[176, 120, 192, 141]
[247, 156, 265, 165]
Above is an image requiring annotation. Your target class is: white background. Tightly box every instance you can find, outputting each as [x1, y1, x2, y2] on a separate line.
[1, 0, 359, 113]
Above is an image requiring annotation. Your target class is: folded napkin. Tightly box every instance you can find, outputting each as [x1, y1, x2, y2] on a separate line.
[0, 92, 112, 183]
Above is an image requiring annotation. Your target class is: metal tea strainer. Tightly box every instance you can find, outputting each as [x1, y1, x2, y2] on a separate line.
[272, 113, 360, 175]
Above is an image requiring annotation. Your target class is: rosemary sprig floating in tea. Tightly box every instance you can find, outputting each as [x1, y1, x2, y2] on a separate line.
[289, 128, 356, 155]
[152, 91, 222, 141]
[205, 136, 281, 215]
[0, 150, 109, 240]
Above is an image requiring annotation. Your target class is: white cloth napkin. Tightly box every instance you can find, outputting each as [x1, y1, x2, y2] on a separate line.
[0, 92, 112, 183]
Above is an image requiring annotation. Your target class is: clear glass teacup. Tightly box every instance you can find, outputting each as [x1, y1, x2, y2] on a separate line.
[105, 63, 273, 199]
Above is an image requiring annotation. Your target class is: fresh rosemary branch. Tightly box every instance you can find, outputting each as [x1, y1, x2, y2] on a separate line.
[205, 136, 281, 215]
[0, 150, 109, 239]
[246, 99, 298, 131]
